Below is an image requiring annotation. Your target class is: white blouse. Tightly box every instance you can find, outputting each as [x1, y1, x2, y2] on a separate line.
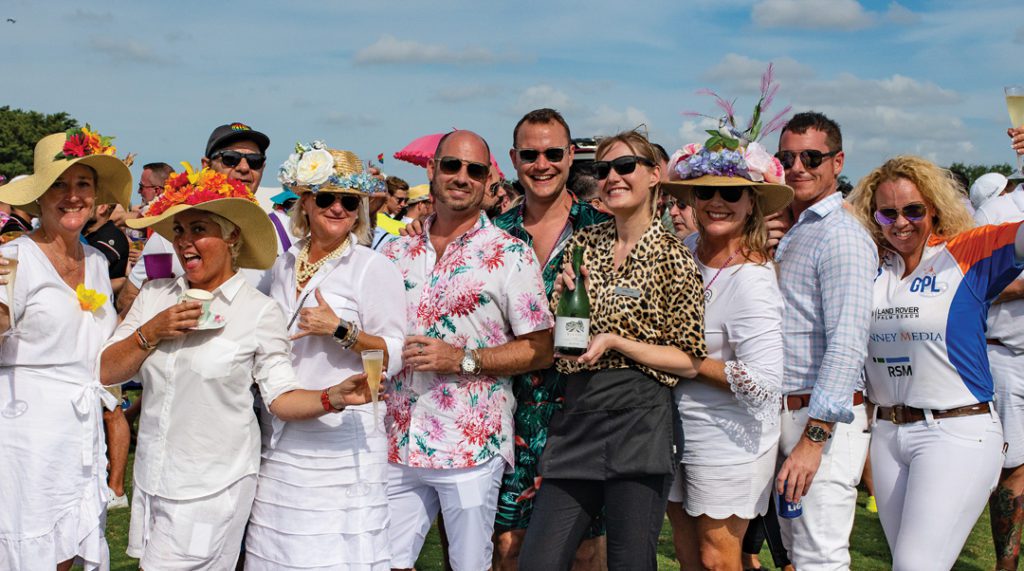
[106, 272, 299, 500]
[675, 236, 784, 465]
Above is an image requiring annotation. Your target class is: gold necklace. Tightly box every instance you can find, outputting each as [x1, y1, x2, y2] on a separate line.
[295, 235, 351, 289]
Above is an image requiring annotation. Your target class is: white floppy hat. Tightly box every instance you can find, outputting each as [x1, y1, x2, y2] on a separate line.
[969, 172, 1008, 210]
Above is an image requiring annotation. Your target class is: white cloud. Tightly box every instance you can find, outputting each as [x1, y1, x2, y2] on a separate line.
[432, 84, 503, 103]
[88, 37, 172, 65]
[353, 35, 500, 66]
[513, 85, 575, 114]
[677, 118, 720, 147]
[703, 54, 815, 91]
[582, 105, 651, 137]
[885, 2, 920, 25]
[752, 0, 874, 30]
[792, 73, 960, 107]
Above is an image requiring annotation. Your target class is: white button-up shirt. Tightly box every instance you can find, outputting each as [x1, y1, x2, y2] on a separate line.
[107, 272, 299, 500]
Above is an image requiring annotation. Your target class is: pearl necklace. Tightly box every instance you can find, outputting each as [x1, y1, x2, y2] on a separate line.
[295, 235, 351, 289]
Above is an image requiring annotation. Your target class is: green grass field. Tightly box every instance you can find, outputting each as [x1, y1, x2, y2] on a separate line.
[102, 468, 1003, 570]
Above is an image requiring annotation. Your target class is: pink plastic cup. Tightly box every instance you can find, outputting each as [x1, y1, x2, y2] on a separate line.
[144, 253, 174, 280]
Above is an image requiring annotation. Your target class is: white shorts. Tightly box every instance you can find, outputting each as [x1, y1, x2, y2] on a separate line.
[127, 475, 256, 570]
[668, 446, 777, 520]
[990, 344, 1024, 468]
[870, 411, 1003, 570]
[387, 456, 504, 571]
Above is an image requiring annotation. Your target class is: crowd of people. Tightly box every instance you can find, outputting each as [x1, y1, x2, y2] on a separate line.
[1, 85, 1024, 571]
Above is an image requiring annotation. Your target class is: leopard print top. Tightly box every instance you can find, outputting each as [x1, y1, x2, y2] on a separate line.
[553, 219, 707, 387]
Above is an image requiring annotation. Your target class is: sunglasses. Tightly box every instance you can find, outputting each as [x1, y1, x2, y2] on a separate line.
[515, 146, 568, 163]
[593, 155, 655, 180]
[211, 150, 266, 170]
[693, 187, 746, 203]
[314, 193, 361, 211]
[873, 203, 928, 226]
[436, 156, 490, 182]
[774, 149, 840, 170]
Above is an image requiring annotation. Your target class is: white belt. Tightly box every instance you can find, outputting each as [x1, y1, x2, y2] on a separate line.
[70, 379, 119, 467]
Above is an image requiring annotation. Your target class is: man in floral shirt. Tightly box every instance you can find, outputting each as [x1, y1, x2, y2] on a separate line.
[492, 108, 608, 570]
[380, 130, 554, 571]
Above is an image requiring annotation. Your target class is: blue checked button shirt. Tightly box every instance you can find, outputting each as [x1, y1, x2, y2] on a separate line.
[775, 192, 878, 424]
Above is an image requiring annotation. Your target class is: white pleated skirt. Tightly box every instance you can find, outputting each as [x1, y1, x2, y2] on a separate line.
[245, 403, 390, 570]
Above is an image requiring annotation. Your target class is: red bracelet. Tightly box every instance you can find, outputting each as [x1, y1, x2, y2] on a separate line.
[321, 389, 342, 413]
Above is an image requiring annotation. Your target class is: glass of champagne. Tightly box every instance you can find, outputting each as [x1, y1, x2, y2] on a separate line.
[361, 349, 384, 428]
[1006, 86, 1024, 175]
[1, 243, 26, 418]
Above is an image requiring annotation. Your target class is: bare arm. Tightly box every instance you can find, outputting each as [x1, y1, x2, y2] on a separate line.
[116, 279, 140, 315]
[403, 329, 553, 377]
[100, 301, 204, 385]
[268, 373, 373, 421]
[572, 333, 702, 379]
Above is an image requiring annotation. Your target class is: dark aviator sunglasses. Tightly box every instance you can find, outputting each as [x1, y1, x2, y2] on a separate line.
[873, 203, 927, 226]
[774, 149, 839, 170]
[436, 156, 490, 182]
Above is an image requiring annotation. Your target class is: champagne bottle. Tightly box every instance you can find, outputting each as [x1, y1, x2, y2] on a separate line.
[554, 246, 591, 356]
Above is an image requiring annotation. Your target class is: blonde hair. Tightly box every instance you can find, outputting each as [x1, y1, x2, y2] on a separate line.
[594, 130, 661, 218]
[688, 186, 771, 264]
[290, 192, 372, 246]
[200, 211, 243, 269]
[848, 156, 974, 250]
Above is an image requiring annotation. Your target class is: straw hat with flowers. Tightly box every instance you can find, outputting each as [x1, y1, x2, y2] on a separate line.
[662, 65, 794, 216]
[0, 126, 131, 215]
[126, 163, 277, 269]
[278, 141, 386, 196]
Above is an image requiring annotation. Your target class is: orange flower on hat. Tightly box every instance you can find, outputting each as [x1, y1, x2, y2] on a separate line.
[147, 162, 258, 217]
[55, 124, 117, 160]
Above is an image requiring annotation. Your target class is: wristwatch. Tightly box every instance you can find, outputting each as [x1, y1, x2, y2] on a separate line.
[804, 424, 832, 443]
[333, 320, 349, 342]
[460, 349, 482, 375]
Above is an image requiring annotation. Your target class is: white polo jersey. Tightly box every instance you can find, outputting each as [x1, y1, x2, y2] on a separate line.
[866, 223, 1024, 409]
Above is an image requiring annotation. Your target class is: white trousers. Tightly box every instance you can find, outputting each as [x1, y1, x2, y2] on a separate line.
[387, 456, 504, 571]
[777, 402, 870, 571]
[990, 344, 1024, 468]
[871, 411, 1003, 571]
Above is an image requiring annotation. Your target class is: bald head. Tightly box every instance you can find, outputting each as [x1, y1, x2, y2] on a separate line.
[434, 130, 491, 163]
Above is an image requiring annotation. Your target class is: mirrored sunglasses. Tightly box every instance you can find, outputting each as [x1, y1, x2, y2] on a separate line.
[873, 203, 928, 226]
[774, 149, 839, 170]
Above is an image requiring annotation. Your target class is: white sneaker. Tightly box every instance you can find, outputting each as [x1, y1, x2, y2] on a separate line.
[107, 489, 129, 510]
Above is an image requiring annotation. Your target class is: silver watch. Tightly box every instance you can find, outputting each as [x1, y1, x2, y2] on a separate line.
[460, 349, 481, 375]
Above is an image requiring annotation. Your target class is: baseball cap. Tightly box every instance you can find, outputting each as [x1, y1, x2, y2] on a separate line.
[205, 122, 270, 158]
[969, 172, 1008, 210]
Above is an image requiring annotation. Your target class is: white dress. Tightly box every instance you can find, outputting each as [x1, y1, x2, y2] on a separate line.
[244, 239, 407, 570]
[0, 236, 118, 570]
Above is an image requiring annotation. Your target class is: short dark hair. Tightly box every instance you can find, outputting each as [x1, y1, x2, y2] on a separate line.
[143, 162, 175, 185]
[385, 176, 409, 196]
[513, 108, 572, 147]
[652, 143, 670, 164]
[780, 112, 843, 153]
[433, 130, 491, 163]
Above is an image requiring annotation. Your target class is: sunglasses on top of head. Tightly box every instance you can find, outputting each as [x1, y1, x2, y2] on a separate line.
[211, 150, 266, 170]
[514, 146, 568, 164]
[873, 203, 928, 226]
[314, 193, 361, 211]
[592, 155, 655, 180]
[774, 149, 840, 170]
[435, 156, 490, 182]
[693, 187, 747, 203]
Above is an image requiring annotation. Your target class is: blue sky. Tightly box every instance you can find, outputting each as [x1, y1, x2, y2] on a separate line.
[2, 0, 1021, 197]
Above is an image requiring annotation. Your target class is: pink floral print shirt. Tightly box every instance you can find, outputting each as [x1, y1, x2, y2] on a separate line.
[380, 213, 553, 469]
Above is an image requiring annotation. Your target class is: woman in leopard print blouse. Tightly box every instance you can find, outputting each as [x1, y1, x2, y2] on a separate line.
[519, 130, 707, 571]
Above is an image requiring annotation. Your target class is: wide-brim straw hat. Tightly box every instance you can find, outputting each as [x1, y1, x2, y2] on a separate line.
[662, 175, 793, 216]
[126, 198, 277, 270]
[0, 133, 131, 216]
[407, 183, 430, 204]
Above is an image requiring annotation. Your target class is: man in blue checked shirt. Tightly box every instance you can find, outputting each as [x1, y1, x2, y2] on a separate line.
[771, 112, 877, 570]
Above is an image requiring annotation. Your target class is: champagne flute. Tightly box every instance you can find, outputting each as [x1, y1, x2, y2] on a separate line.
[1, 243, 26, 418]
[361, 349, 384, 428]
[1006, 86, 1024, 175]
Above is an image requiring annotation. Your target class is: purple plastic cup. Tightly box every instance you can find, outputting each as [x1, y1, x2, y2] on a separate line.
[144, 253, 174, 280]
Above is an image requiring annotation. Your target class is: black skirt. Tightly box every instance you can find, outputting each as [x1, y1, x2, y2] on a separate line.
[539, 367, 676, 480]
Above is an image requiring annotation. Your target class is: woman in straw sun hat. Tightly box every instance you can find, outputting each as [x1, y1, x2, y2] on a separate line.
[0, 127, 130, 570]
[98, 163, 375, 569]
[660, 68, 792, 570]
[243, 143, 405, 570]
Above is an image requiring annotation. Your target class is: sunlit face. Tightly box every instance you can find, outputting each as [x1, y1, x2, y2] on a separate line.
[779, 128, 843, 209]
[596, 142, 660, 215]
[427, 132, 489, 214]
[202, 139, 264, 191]
[512, 121, 574, 201]
[138, 168, 163, 204]
[668, 198, 697, 239]
[39, 163, 96, 234]
[172, 210, 237, 292]
[385, 189, 408, 216]
[874, 177, 934, 261]
[300, 191, 358, 245]
[693, 186, 754, 242]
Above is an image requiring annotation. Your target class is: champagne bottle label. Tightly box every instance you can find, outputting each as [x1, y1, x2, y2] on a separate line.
[554, 316, 590, 349]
